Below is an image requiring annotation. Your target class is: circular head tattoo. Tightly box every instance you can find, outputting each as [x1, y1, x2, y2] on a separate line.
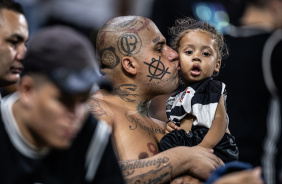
[100, 46, 120, 69]
[118, 33, 142, 56]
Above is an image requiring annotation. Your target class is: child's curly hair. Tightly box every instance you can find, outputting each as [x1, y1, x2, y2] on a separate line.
[169, 17, 229, 61]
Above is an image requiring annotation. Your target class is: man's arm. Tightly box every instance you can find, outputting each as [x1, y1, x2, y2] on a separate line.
[88, 95, 224, 183]
[120, 146, 223, 183]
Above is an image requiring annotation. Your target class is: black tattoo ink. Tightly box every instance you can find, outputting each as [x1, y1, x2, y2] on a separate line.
[152, 36, 160, 43]
[88, 98, 107, 117]
[144, 56, 171, 82]
[114, 84, 138, 102]
[137, 100, 150, 117]
[125, 114, 165, 135]
[99, 46, 120, 69]
[121, 160, 172, 184]
[118, 33, 142, 56]
[120, 157, 170, 176]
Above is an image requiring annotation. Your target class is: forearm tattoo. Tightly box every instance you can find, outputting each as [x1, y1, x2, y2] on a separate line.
[144, 56, 171, 82]
[88, 98, 108, 117]
[120, 157, 173, 184]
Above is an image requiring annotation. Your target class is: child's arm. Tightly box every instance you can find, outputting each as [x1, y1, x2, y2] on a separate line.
[198, 95, 228, 149]
[180, 114, 196, 132]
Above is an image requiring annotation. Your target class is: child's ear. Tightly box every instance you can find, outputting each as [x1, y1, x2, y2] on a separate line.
[214, 59, 221, 73]
[121, 56, 137, 75]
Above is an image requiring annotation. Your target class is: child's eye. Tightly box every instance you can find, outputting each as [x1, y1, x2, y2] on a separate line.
[185, 50, 193, 55]
[203, 52, 211, 56]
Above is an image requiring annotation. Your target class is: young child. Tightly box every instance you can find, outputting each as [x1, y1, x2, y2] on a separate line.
[159, 17, 239, 163]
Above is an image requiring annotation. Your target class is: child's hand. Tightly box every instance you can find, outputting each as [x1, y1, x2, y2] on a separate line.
[165, 121, 181, 134]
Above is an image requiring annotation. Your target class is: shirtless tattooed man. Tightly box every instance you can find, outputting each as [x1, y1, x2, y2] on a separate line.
[88, 16, 223, 184]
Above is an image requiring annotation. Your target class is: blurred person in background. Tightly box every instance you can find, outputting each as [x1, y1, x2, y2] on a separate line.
[19, 0, 130, 42]
[0, 0, 28, 99]
[215, 0, 282, 183]
[0, 26, 124, 184]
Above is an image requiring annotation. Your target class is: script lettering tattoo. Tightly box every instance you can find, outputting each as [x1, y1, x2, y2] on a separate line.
[147, 143, 158, 155]
[118, 33, 142, 56]
[120, 156, 170, 176]
[120, 158, 172, 184]
[144, 56, 171, 82]
[125, 113, 165, 135]
[114, 84, 138, 102]
[88, 98, 107, 117]
[152, 36, 160, 43]
[99, 46, 120, 69]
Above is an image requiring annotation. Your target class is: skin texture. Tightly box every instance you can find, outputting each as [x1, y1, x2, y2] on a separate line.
[13, 75, 89, 149]
[214, 167, 264, 184]
[0, 9, 28, 87]
[89, 16, 224, 184]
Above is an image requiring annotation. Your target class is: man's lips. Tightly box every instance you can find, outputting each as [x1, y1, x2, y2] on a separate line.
[10, 67, 23, 74]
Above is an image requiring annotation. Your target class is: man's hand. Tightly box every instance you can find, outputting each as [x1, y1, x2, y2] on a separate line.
[185, 146, 224, 180]
[170, 175, 203, 184]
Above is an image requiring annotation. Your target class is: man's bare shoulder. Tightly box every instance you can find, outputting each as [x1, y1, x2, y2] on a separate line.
[88, 90, 117, 123]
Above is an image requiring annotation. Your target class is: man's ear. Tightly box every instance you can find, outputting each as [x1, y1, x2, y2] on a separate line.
[214, 59, 221, 73]
[121, 56, 137, 75]
[18, 76, 36, 107]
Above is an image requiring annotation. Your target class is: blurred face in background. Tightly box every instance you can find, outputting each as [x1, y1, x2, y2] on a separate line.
[18, 75, 89, 149]
[0, 9, 28, 87]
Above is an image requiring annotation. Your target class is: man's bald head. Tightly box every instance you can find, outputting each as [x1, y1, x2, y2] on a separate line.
[96, 16, 155, 69]
[95, 15, 180, 97]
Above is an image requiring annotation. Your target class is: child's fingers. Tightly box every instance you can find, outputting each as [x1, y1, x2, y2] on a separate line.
[167, 121, 181, 130]
[165, 124, 175, 134]
[165, 121, 181, 134]
[167, 121, 177, 129]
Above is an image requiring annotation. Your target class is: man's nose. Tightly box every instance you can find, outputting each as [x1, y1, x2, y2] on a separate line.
[68, 105, 80, 118]
[167, 47, 179, 62]
[16, 44, 27, 61]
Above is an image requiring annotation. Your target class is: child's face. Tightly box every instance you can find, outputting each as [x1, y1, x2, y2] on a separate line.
[178, 30, 221, 85]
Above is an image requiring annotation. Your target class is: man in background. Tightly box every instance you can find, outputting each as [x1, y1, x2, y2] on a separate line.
[0, 26, 124, 184]
[0, 0, 28, 99]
